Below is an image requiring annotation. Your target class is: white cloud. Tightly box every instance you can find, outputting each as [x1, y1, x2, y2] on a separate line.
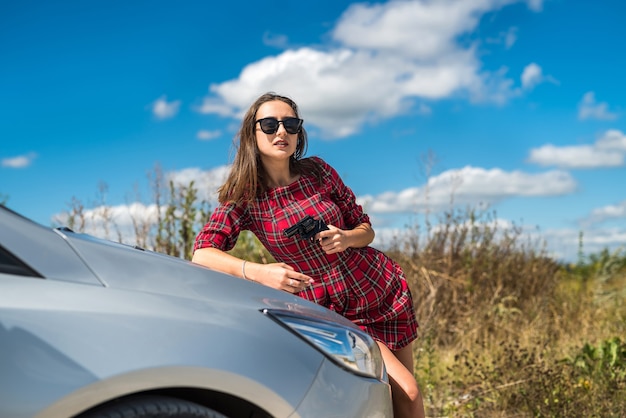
[263, 31, 289, 49]
[596, 129, 626, 151]
[580, 228, 626, 247]
[585, 200, 626, 225]
[332, 0, 484, 60]
[504, 26, 518, 48]
[57, 163, 578, 253]
[520, 62, 558, 90]
[532, 226, 626, 262]
[528, 129, 626, 169]
[372, 212, 625, 263]
[578, 91, 618, 121]
[151, 95, 181, 120]
[196, 96, 240, 118]
[358, 166, 576, 214]
[371, 211, 624, 263]
[52, 165, 231, 246]
[1, 152, 37, 168]
[526, 0, 543, 12]
[53, 202, 161, 243]
[197, 130, 221, 141]
[167, 165, 230, 204]
[197, 0, 539, 139]
[528, 144, 623, 169]
[486, 26, 518, 49]
[521, 63, 542, 89]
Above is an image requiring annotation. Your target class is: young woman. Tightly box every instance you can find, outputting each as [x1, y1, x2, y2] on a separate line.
[192, 92, 425, 418]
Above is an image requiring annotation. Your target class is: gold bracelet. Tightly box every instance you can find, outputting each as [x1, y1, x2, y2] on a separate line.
[242, 260, 248, 280]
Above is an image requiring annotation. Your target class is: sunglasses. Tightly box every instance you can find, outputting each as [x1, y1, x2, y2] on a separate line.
[255, 117, 303, 135]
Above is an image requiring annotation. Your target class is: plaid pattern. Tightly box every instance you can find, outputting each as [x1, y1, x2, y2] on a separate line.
[194, 157, 418, 350]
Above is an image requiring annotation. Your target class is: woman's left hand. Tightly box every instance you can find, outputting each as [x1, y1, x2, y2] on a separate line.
[315, 222, 374, 253]
[316, 225, 349, 254]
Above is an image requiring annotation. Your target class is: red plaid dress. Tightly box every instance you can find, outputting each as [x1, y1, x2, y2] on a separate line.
[194, 157, 418, 350]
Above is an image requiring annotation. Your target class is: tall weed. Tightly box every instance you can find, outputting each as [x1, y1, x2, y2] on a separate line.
[392, 208, 626, 417]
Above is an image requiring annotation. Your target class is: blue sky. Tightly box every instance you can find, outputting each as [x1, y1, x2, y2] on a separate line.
[2, 0, 625, 262]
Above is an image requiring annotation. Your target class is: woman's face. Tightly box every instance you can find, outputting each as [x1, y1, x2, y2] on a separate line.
[254, 100, 299, 163]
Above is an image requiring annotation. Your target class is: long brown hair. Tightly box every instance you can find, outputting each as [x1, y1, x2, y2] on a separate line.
[217, 92, 320, 205]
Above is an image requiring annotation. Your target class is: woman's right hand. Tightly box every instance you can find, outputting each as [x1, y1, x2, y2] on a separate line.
[192, 248, 312, 294]
[249, 262, 314, 294]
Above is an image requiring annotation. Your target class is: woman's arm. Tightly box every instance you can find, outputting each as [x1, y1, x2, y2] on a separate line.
[347, 222, 375, 247]
[192, 247, 248, 278]
[192, 247, 313, 292]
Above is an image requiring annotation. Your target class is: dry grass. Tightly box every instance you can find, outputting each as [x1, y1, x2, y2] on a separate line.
[387, 208, 626, 417]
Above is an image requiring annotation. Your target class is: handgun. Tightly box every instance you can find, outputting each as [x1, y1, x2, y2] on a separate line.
[283, 215, 329, 242]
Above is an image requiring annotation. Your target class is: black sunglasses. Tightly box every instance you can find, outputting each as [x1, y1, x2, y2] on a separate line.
[255, 117, 303, 135]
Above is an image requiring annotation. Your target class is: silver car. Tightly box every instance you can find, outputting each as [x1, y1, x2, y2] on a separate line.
[0, 205, 392, 418]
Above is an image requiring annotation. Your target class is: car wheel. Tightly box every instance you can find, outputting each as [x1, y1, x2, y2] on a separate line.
[78, 395, 229, 418]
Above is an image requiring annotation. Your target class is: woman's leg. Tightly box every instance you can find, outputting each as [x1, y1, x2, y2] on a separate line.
[376, 341, 425, 418]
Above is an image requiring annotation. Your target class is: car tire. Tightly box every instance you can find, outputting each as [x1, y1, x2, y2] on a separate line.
[79, 395, 229, 418]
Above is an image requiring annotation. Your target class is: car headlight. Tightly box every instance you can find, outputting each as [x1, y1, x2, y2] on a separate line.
[263, 309, 385, 380]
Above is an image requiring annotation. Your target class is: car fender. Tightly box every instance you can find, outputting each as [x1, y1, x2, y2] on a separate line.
[34, 366, 298, 418]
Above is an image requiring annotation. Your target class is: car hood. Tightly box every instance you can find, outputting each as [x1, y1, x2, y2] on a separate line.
[55, 228, 352, 327]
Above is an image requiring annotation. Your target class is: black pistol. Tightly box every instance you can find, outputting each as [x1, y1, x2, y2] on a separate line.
[284, 215, 329, 242]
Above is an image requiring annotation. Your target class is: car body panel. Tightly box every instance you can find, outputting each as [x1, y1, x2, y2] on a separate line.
[1, 213, 98, 285]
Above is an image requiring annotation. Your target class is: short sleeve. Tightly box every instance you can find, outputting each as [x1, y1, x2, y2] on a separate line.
[312, 157, 371, 229]
[194, 202, 250, 252]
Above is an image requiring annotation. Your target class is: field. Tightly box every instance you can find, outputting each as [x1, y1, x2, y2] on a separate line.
[387, 209, 626, 417]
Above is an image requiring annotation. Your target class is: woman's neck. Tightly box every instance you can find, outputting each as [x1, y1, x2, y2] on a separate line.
[263, 159, 297, 188]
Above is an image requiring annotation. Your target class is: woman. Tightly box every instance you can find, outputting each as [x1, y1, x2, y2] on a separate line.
[192, 92, 425, 418]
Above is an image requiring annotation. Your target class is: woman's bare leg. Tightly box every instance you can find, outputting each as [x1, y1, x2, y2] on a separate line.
[376, 341, 425, 418]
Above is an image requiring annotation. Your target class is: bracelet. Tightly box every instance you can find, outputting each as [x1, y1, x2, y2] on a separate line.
[242, 260, 248, 280]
